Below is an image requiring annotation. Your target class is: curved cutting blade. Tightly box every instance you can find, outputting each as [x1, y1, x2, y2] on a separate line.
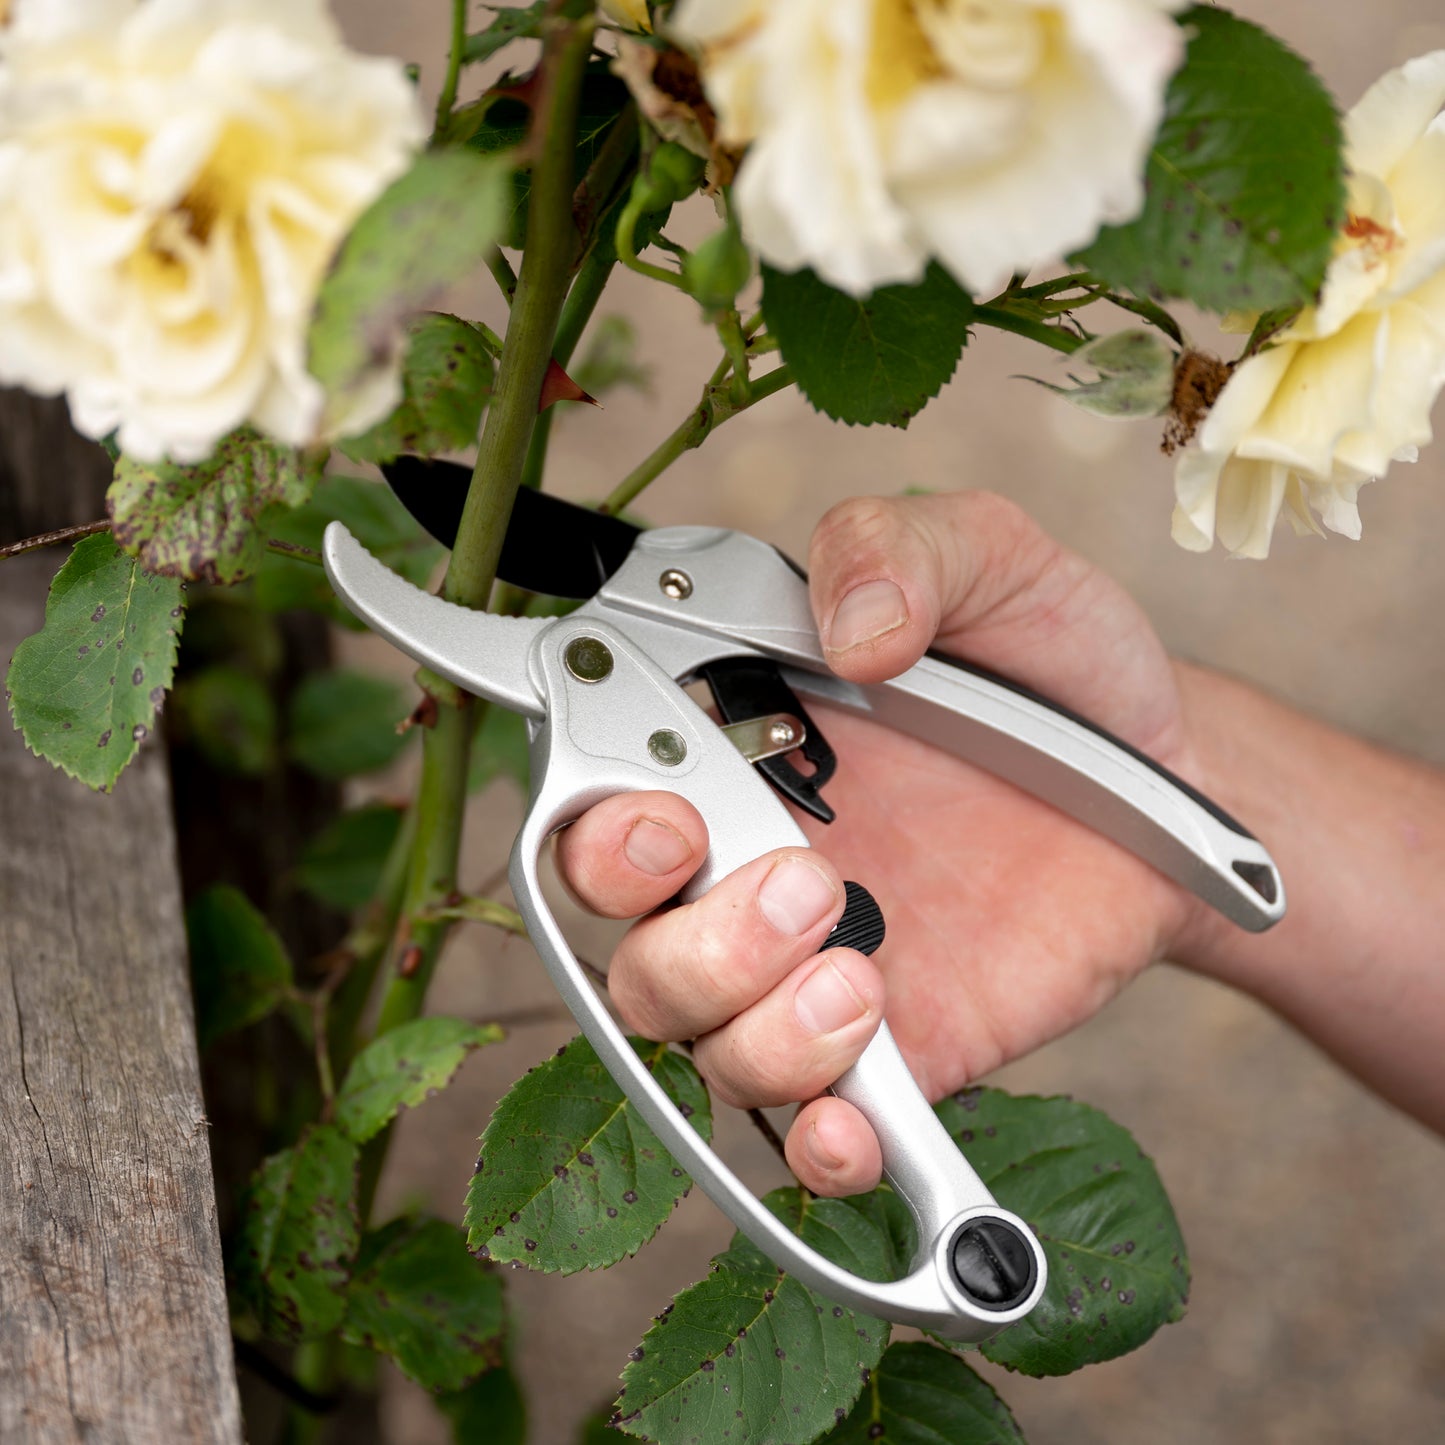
[322, 522, 547, 719]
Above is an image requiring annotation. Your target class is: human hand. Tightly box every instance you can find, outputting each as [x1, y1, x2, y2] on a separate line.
[555, 493, 1211, 1196]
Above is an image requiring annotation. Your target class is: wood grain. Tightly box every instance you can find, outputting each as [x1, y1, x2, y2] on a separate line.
[0, 552, 242, 1444]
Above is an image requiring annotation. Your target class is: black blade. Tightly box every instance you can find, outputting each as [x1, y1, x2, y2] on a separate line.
[382, 456, 642, 600]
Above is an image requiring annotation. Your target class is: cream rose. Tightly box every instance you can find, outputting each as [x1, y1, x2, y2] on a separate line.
[669, 0, 1184, 299]
[0, 0, 424, 464]
[600, 0, 653, 33]
[1173, 51, 1445, 559]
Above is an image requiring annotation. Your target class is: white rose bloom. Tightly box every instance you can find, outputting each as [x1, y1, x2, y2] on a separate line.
[0, 0, 425, 463]
[669, 0, 1185, 298]
[1174, 51, 1445, 559]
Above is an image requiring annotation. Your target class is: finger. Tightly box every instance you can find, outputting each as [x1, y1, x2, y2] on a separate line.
[807, 492, 1181, 753]
[692, 948, 884, 1109]
[784, 1097, 883, 1197]
[553, 792, 709, 920]
[607, 850, 845, 1040]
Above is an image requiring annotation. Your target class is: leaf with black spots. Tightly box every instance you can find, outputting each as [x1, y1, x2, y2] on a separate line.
[935, 1087, 1189, 1376]
[6, 534, 183, 790]
[342, 1218, 506, 1391]
[824, 1340, 1028, 1444]
[465, 1035, 711, 1273]
[108, 430, 323, 584]
[1077, 7, 1345, 312]
[761, 262, 973, 427]
[336, 1017, 503, 1144]
[186, 885, 293, 1050]
[233, 1124, 360, 1342]
[614, 1188, 891, 1445]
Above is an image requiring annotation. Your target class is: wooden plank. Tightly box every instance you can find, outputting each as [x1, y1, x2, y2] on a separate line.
[0, 553, 243, 1445]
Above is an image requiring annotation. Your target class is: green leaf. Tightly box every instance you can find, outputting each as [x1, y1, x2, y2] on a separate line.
[761, 262, 973, 427]
[342, 1218, 506, 1391]
[308, 148, 509, 434]
[615, 1188, 891, 1445]
[1076, 6, 1345, 312]
[335, 1016, 503, 1145]
[467, 702, 530, 793]
[294, 804, 405, 912]
[286, 668, 413, 779]
[254, 473, 443, 625]
[934, 1088, 1190, 1376]
[824, 1340, 1027, 1445]
[186, 884, 293, 1050]
[1022, 329, 1176, 420]
[338, 313, 494, 465]
[233, 1124, 360, 1342]
[462, 2, 548, 65]
[439, 1363, 528, 1445]
[465, 1035, 712, 1273]
[109, 430, 322, 584]
[6, 534, 183, 790]
[466, 69, 631, 249]
[173, 664, 277, 775]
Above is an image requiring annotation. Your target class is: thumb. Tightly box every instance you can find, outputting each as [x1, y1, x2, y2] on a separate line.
[807, 492, 1183, 757]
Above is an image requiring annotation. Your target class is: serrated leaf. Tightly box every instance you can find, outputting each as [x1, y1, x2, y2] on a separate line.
[254, 473, 443, 625]
[338, 313, 494, 465]
[465, 1035, 711, 1273]
[824, 1340, 1027, 1445]
[186, 884, 293, 1050]
[466, 69, 632, 249]
[109, 430, 323, 584]
[934, 1088, 1189, 1376]
[294, 804, 405, 912]
[233, 1124, 360, 1342]
[439, 1362, 528, 1445]
[342, 1218, 506, 1391]
[308, 148, 509, 434]
[467, 702, 530, 793]
[761, 262, 973, 427]
[463, 2, 548, 65]
[1077, 6, 1345, 312]
[173, 664, 277, 775]
[615, 1188, 891, 1445]
[336, 1017, 503, 1144]
[286, 668, 413, 779]
[6, 534, 183, 791]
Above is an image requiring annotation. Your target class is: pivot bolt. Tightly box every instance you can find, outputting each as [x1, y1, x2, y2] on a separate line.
[648, 729, 687, 767]
[949, 1218, 1037, 1310]
[659, 569, 693, 600]
[769, 719, 797, 748]
[565, 636, 613, 682]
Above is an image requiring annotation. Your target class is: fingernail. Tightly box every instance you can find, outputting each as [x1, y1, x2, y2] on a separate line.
[624, 818, 693, 875]
[793, 957, 868, 1036]
[827, 579, 907, 653]
[757, 857, 839, 936]
[804, 1118, 845, 1172]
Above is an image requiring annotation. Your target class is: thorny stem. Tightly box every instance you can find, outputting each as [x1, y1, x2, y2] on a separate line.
[0, 519, 111, 559]
[357, 10, 597, 1221]
[973, 303, 1088, 355]
[432, 0, 470, 138]
[599, 364, 795, 516]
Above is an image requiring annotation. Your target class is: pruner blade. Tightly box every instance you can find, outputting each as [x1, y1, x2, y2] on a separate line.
[322, 523, 547, 720]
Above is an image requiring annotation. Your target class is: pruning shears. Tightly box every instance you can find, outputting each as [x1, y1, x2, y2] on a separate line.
[322, 459, 1286, 1343]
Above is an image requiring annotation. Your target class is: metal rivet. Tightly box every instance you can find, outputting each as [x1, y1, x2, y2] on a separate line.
[565, 636, 613, 682]
[648, 729, 687, 767]
[659, 569, 693, 600]
[769, 720, 796, 748]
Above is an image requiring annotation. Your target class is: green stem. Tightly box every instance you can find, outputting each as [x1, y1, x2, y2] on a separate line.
[432, 0, 469, 138]
[615, 192, 687, 290]
[599, 364, 794, 516]
[485, 245, 518, 306]
[974, 303, 1088, 355]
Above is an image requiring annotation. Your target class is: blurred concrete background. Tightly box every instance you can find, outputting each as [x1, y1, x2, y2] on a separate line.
[337, 4, 1445, 1441]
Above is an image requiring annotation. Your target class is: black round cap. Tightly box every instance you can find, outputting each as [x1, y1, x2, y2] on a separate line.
[948, 1218, 1038, 1310]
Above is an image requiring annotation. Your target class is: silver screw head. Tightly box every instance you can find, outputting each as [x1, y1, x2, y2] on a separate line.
[565, 636, 613, 682]
[659, 569, 693, 600]
[647, 729, 687, 767]
[768, 719, 796, 747]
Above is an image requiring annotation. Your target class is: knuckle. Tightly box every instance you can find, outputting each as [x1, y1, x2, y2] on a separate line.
[607, 953, 675, 1040]
[811, 495, 899, 570]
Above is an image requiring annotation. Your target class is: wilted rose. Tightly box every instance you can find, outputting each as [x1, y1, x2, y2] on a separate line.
[0, 0, 424, 463]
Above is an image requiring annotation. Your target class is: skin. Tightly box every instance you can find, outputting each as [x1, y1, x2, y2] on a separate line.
[555, 492, 1445, 1195]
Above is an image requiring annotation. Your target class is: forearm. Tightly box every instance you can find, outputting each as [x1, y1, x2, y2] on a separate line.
[1172, 661, 1445, 1132]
